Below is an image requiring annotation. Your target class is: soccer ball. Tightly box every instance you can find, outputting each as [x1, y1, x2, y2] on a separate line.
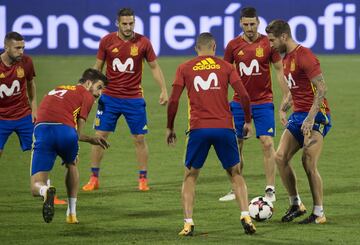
[249, 196, 274, 221]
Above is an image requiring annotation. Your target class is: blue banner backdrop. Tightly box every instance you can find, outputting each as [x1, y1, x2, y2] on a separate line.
[0, 0, 359, 55]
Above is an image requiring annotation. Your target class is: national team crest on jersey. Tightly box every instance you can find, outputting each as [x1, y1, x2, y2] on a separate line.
[255, 47, 264, 57]
[192, 58, 220, 71]
[16, 67, 25, 78]
[290, 59, 296, 72]
[130, 45, 138, 56]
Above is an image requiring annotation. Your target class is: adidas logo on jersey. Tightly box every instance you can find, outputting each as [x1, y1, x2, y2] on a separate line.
[192, 58, 220, 71]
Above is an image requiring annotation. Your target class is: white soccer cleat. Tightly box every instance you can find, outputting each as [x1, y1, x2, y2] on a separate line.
[219, 190, 236, 202]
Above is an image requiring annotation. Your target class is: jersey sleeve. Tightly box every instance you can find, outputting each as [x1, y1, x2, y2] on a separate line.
[223, 42, 234, 64]
[96, 36, 107, 61]
[172, 65, 185, 87]
[144, 38, 157, 63]
[299, 48, 322, 80]
[79, 92, 95, 121]
[228, 65, 241, 85]
[24, 56, 35, 81]
[270, 47, 281, 63]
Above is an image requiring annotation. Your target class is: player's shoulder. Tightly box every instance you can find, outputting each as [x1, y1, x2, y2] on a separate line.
[21, 54, 33, 64]
[133, 32, 151, 44]
[226, 36, 243, 48]
[297, 45, 314, 55]
[101, 32, 117, 42]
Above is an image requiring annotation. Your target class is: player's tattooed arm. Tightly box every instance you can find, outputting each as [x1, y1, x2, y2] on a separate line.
[278, 91, 292, 126]
[301, 73, 327, 136]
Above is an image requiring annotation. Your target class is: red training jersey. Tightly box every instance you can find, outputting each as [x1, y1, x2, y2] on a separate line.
[224, 34, 281, 105]
[283, 45, 330, 113]
[0, 54, 35, 120]
[97, 32, 157, 98]
[37, 85, 95, 129]
[173, 56, 245, 130]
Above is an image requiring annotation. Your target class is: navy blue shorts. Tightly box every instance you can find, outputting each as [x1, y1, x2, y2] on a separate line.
[185, 128, 240, 169]
[230, 101, 275, 139]
[31, 123, 78, 175]
[0, 114, 33, 151]
[287, 112, 332, 147]
[94, 94, 148, 135]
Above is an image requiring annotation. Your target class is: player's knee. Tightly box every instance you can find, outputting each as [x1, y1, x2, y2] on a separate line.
[274, 151, 286, 166]
[133, 135, 146, 146]
[261, 140, 274, 153]
[227, 164, 241, 177]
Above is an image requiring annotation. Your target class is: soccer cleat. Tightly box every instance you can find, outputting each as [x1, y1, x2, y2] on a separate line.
[219, 190, 235, 202]
[138, 178, 150, 191]
[281, 203, 307, 222]
[66, 214, 79, 224]
[240, 215, 256, 235]
[298, 213, 326, 224]
[264, 188, 276, 202]
[54, 196, 67, 205]
[178, 222, 194, 236]
[43, 186, 56, 223]
[82, 176, 99, 191]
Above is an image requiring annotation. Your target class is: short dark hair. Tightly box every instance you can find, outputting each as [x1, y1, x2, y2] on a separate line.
[265, 20, 292, 38]
[117, 8, 134, 18]
[240, 7, 258, 19]
[4, 32, 24, 44]
[79, 68, 108, 86]
[196, 32, 215, 49]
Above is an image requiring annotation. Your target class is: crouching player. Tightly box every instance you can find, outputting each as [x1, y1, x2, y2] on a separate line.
[30, 69, 110, 224]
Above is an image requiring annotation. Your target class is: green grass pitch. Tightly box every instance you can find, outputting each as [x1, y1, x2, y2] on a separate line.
[0, 55, 359, 244]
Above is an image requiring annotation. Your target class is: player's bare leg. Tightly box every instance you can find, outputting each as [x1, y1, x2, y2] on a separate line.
[179, 167, 199, 236]
[133, 134, 150, 191]
[0, 150, 2, 157]
[65, 162, 79, 224]
[259, 135, 277, 202]
[31, 171, 56, 223]
[299, 131, 326, 224]
[226, 163, 256, 235]
[82, 130, 110, 191]
[275, 130, 306, 222]
[219, 139, 244, 202]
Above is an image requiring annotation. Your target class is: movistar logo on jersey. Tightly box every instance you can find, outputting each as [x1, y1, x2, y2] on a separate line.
[284, 73, 297, 89]
[192, 58, 221, 71]
[239, 59, 260, 76]
[194, 72, 219, 92]
[112, 58, 134, 73]
[0, 80, 20, 98]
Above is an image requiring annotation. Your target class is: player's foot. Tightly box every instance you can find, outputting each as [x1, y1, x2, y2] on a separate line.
[240, 215, 256, 235]
[219, 190, 235, 202]
[54, 196, 67, 205]
[178, 222, 194, 236]
[66, 214, 79, 224]
[298, 213, 326, 224]
[42, 186, 56, 223]
[264, 188, 276, 202]
[138, 178, 150, 191]
[281, 203, 307, 222]
[82, 176, 99, 191]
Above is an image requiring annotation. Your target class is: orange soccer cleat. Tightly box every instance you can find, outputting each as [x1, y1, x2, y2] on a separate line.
[82, 176, 99, 191]
[138, 178, 150, 191]
[54, 196, 67, 205]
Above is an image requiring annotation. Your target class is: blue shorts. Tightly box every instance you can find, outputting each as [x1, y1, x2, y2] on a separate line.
[31, 123, 79, 175]
[230, 101, 275, 139]
[0, 114, 33, 151]
[185, 128, 240, 169]
[94, 94, 148, 135]
[287, 112, 332, 147]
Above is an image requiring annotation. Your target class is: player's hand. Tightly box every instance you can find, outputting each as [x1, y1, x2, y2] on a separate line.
[166, 128, 176, 146]
[92, 135, 110, 149]
[159, 90, 168, 105]
[243, 122, 253, 140]
[279, 110, 288, 127]
[301, 116, 314, 137]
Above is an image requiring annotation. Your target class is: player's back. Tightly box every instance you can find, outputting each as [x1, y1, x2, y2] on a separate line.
[175, 56, 239, 130]
[37, 85, 94, 128]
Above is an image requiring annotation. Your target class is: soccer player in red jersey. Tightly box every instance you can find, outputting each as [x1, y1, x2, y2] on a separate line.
[0, 32, 66, 205]
[167, 33, 256, 235]
[266, 20, 331, 224]
[30, 69, 110, 224]
[220, 7, 287, 202]
[82, 8, 168, 192]
[0, 32, 36, 157]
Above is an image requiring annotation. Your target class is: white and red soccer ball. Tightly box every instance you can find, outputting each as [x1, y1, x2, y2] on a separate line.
[249, 196, 274, 221]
